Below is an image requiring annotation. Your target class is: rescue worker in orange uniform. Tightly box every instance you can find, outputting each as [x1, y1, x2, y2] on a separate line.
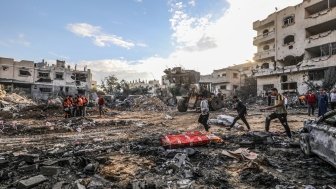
[77, 95, 84, 117]
[63, 96, 71, 118]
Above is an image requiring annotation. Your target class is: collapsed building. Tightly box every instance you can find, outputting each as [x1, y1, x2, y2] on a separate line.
[0, 57, 93, 100]
[253, 0, 336, 96]
[161, 67, 200, 86]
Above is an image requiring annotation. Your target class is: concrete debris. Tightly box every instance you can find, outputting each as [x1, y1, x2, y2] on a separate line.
[0, 93, 335, 189]
[40, 166, 62, 176]
[132, 96, 169, 111]
[18, 175, 48, 189]
[222, 148, 258, 161]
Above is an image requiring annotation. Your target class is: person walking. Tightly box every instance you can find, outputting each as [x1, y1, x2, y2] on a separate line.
[318, 88, 328, 117]
[330, 89, 336, 110]
[98, 95, 105, 117]
[77, 95, 84, 117]
[261, 88, 292, 138]
[306, 90, 317, 116]
[198, 95, 210, 132]
[227, 96, 250, 131]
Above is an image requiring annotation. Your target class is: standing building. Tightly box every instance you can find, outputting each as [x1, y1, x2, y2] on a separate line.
[0, 57, 93, 100]
[199, 62, 255, 97]
[253, 0, 336, 96]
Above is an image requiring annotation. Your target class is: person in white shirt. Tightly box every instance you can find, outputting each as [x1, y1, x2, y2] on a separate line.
[330, 89, 336, 110]
[198, 95, 210, 132]
[284, 94, 288, 109]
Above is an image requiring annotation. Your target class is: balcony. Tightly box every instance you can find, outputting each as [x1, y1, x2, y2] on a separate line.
[303, 0, 325, 8]
[253, 14, 275, 30]
[305, 7, 336, 28]
[305, 30, 336, 49]
[253, 30, 275, 45]
[301, 54, 336, 69]
[253, 49, 275, 61]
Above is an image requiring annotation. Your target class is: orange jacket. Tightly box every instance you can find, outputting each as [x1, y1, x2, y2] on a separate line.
[82, 96, 88, 105]
[63, 100, 70, 108]
[77, 97, 84, 106]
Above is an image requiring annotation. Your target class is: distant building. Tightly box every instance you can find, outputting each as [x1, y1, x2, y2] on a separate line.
[0, 57, 93, 100]
[253, 0, 336, 96]
[129, 79, 160, 89]
[199, 62, 255, 97]
[91, 80, 98, 90]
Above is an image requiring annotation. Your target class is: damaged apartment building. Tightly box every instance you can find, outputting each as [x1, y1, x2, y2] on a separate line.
[0, 57, 93, 100]
[253, 0, 336, 96]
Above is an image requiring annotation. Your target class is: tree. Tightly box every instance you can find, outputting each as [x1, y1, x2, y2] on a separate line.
[119, 79, 130, 96]
[100, 75, 119, 94]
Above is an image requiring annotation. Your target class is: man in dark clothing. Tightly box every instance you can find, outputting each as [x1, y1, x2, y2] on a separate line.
[267, 92, 272, 106]
[198, 95, 210, 132]
[261, 88, 292, 138]
[318, 88, 328, 117]
[228, 96, 250, 130]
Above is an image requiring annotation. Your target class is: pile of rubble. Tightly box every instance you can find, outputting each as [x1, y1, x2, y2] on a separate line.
[0, 87, 36, 112]
[0, 85, 5, 99]
[132, 96, 169, 111]
[1, 93, 35, 105]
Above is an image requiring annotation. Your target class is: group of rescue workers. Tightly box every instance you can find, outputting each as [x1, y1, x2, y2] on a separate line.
[62, 95, 89, 118]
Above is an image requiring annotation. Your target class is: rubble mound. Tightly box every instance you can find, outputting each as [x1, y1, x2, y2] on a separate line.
[2, 93, 35, 105]
[132, 96, 168, 111]
[0, 85, 5, 99]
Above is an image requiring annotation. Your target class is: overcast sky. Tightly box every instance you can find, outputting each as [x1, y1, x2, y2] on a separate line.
[0, 0, 302, 82]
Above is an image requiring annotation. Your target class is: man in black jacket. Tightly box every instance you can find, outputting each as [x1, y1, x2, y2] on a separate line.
[228, 96, 250, 130]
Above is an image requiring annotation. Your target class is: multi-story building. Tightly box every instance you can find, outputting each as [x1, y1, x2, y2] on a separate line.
[253, 0, 336, 96]
[199, 62, 255, 97]
[0, 57, 93, 100]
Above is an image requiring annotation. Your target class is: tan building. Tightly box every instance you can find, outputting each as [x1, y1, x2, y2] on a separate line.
[253, 0, 336, 96]
[199, 62, 255, 97]
[0, 57, 93, 100]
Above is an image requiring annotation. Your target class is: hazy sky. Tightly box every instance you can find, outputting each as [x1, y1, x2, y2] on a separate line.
[0, 0, 302, 82]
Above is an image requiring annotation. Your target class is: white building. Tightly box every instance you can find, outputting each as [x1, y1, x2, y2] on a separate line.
[253, 0, 336, 96]
[0, 57, 93, 100]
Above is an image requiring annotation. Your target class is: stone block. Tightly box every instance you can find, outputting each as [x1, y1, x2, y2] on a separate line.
[40, 166, 61, 176]
[18, 175, 47, 189]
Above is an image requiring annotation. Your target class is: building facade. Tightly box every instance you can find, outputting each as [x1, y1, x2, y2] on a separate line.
[0, 57, 93, 100]
[253, 0, 336, 96]
[199, 62, 255, 97]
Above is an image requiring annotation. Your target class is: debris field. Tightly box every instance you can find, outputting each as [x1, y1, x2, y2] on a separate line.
[0, 93, 336, 189]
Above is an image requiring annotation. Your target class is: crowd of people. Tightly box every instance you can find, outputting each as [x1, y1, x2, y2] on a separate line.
[198, 87, 336, 139]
